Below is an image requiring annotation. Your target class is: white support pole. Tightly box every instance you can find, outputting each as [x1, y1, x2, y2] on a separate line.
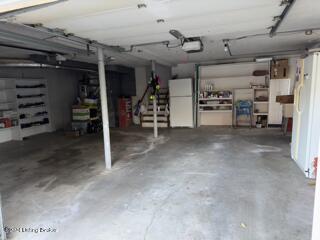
[153, 98, 158, 138]
[151, 60, 158, 138]
[0, 194, 5, 240]
[97, 47, 112, 169]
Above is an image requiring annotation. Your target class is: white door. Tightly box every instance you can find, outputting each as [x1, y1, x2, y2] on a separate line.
[297, 57, 313, 176]
[302, 53, 320, 178]
[170, 97, 193, 127]
[291, 59, 304, 161]
[169, 79, 193, 97]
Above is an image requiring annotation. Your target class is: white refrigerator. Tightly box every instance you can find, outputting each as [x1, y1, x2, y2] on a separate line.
[291, 52, 320, 178]
[169, 78, 194, 128]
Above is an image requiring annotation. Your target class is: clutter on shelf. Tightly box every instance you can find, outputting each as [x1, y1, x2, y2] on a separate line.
[68, 74, 102, 136]
[199, 90, 233, 99]
[198, 90, 233, 112]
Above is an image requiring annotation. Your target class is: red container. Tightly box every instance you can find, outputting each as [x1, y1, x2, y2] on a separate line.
[118, 98, 132, 128]
[1, 118, 12, 128]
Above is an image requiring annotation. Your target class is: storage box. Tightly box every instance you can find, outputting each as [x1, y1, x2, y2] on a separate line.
[84, 98, 98, 106]
[71, 121, 88, 133]
[0, 118, 12, 128]
[118, 98, 132, 128]
[72, 106, 90, 121]
[276, 95, 294, 104]
[271, 59, 289, 79]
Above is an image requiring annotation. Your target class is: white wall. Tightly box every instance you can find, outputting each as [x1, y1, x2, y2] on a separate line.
[134, 66, 149, 100]
[172, 63, 195, 79]
[200, 62, 268, 78]
[0, 68, 81, 131]
[172, 58, 299, 89]
[155, 62, 171, 88]
[199, 62, 269, 90]
[132, 66, 149, 124]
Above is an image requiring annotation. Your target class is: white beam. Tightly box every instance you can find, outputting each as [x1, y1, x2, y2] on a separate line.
[97, 47, 112, 169]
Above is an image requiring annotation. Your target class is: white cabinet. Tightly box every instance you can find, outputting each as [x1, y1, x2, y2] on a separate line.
[268, 79, 291, 125]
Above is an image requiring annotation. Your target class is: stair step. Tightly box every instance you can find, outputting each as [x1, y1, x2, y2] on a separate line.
[142, 113, 167, 116]
[142, 122, 169, 128]
[142, 119, 168, 123]
[155, 99, 167, 103]
[144, 110, 165, 115]
[147, 106, 166, 110]
[148, 103, 167, 106]
[142, 116, 168, 121]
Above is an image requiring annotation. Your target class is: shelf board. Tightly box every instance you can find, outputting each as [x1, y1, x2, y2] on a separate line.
[199, 110, 233, 113]
[199, 98, 233, 101]
[21, 123, 49, 131]
[17, 96, 45, 101]
[0, 101, 16, 104]
[200, 76, 265, 81]
[199, 104, 233, 106]
[0, 108, 16, 111]
[254, 101, 269, 104]
[20, 114, 48, 121]
[19, 105, 46, 110]
[0, 88, 16, 91]
[253, 88, 269, 90]
[16, 86, 46, 89]
[0, 126, 19, 132]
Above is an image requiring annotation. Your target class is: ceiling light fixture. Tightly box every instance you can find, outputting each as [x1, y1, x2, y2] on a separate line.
[255, 57, 273, 62]
[106, 56, 115, 62]
[156, 19, 165, 23]
[137, 3, 147, 9]
[223, 39, 229, 52]
[273, 16, 281, 21]
[222, 39, 232, 56]
[169, 29, 185, 40]
[279, 0, 291, 6]
[305, 30, 313, 35]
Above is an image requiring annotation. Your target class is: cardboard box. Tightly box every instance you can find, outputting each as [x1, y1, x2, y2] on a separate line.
[271, 59, 289, 79]
[276, 95, 294, 104]
[84, 98, 98, 105]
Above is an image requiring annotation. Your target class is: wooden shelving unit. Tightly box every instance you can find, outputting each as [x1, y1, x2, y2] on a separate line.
[198, 90, 233, 125]
[252, 88, 269, 127]
[196, 62, 270, 127]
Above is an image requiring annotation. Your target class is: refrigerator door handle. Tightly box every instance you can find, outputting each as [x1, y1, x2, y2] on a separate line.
[296, 83, 303, 114]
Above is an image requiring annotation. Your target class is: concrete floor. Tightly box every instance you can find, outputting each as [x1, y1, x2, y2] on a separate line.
[0, 127, 315, 240]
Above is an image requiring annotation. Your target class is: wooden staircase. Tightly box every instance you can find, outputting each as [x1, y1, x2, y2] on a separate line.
[141, 89, 170, 128]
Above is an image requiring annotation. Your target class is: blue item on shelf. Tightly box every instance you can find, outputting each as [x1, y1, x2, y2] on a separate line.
[236, 100, 252, 116]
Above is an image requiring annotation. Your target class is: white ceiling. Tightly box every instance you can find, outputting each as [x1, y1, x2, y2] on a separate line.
[5, 0, 320, 66]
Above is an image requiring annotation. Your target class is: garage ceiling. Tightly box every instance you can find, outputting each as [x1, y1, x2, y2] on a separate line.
[2, 0, 320, 66]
